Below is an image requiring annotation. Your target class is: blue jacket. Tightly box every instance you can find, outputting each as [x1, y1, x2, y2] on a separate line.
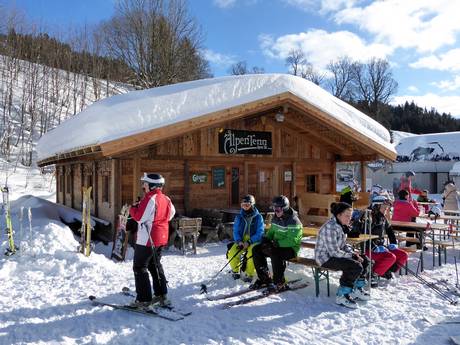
[233, 207, 264, 244]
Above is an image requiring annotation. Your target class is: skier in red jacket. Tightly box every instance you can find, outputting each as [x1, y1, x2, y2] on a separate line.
[129, 173, 176, 308]
[392, 189, 420, 222]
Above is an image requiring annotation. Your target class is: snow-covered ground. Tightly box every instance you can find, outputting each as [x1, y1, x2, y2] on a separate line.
[1, 165, 460, 345]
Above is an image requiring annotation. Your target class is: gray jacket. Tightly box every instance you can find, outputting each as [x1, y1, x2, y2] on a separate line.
[314, 216, 354, 265]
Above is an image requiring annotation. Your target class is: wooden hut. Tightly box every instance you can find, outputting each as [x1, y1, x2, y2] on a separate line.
[37, 74, 396, 233]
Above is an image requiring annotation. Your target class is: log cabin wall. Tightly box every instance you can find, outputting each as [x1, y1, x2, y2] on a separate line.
[54, 108, 345, 228]
[114, 110, 335, 217]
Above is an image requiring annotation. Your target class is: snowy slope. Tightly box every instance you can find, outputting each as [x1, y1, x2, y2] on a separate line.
[37, 74, 395, 161]
[1, 167, 460, 345]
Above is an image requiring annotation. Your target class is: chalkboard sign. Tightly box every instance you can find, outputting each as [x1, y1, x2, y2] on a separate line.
[212, 167, 226, 189]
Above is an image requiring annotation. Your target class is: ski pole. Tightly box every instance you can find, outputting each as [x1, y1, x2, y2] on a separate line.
[19, 207, 24, 256]
[406, 267, 457, 305]
[455, 256, 459, 288]
[200, 247, 244, 294]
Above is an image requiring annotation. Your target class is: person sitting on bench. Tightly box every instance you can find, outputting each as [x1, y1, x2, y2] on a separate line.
[250, 195, 302, 293]
[227, 194, 264, 283]
[363, 194, 408, 281]
[315, 202, 370, 309]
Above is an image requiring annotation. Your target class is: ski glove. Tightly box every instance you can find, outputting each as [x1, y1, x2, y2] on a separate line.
[373, 245, 387, 253]
[387, 243, 398, 251]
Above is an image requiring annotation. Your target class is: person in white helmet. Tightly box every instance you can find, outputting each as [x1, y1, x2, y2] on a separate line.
[129, 173, 175, 308]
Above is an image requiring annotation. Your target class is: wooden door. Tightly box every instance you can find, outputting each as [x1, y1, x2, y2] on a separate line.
[257, 167, 277, 210]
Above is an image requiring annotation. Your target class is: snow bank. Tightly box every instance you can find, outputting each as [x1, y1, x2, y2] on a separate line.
[2, 169, 460, 344]
[37, 74, 395, 160]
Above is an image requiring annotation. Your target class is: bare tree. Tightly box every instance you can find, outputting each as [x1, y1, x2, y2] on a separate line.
[326, 57, 356, 100]
[100, 0, 210, 88]
[285, 48, 324, 85]
[228, 60, 265, 75]
[351, 58, 398, 116]
[285, 49, 305, 76]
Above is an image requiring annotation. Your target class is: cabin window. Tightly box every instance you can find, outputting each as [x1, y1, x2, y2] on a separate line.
[212, 167, 226, 189]
[305, 175, 318, 193]
[59, 175, 65, 194]
[66, 174, 71, 194]
[102, 176, 110, 203]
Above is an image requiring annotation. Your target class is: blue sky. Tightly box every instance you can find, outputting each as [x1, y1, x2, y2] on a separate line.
[4, 0, 460, 117]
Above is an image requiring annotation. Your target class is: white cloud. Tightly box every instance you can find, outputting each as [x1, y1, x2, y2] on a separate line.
[201, 49, 237, 67]
[407, 85, 419, 93]
[410, 48, 460, 72]
[431, 75, 460, 91]
[259, 29, 393, 70]
[283, 0, 359, 14]
[335, 0, 460, 53]
[213, 0, 236, 9]
[392, 93, 460, 118]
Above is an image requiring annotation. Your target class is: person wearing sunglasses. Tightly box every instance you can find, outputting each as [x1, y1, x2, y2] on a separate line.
[250, 195, 303, 292]
[227, 194, 264, 283]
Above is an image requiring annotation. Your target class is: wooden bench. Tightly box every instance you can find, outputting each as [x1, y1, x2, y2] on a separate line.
[191, 209, 224, 242]
[289, 257, 340, 297]
[176, 218, 202, 255]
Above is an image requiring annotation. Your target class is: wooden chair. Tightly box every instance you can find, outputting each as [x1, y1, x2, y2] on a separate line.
[176, 218, 202, 255]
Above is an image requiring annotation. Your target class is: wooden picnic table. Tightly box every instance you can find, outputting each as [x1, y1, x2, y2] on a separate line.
[301, 227, 378, 248]
[391, 220, 450, 271]
[418, 214, 460, 222]
[443, 209, 460, 215]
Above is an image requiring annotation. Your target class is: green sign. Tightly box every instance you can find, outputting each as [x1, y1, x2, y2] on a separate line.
[191, 173, 207, 184]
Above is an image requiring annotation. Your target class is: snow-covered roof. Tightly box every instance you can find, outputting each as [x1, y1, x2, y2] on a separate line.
[391, 130, 417, 146]
[451, 162, 460, 176]
[395, 131, 460, 162]
[37, 74, 395, 161]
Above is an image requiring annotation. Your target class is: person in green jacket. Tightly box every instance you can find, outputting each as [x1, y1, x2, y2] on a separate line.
[250, 195, 303, 292]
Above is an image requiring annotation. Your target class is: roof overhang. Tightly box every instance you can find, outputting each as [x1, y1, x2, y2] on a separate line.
[38, 92, 396, 166]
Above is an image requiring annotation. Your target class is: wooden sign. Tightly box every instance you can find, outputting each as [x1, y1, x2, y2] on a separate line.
[191, 173, 207, 184]
[218, 129, 272, 155]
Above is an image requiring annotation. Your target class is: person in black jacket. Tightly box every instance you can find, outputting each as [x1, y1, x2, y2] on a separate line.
[362, 194, 408, 279]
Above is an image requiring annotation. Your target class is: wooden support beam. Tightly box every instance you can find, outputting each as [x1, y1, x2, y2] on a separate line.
[132, 154, 140, 202]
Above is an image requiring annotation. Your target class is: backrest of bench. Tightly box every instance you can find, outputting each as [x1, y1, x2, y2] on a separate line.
[178, 218, 202, 231]
[190, 209, 223, 227]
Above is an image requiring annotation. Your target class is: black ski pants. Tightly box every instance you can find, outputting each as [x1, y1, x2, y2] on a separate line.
[321, 256, 363, 288]
[252, 242, 296, 285]
[133, 244, 167, 302]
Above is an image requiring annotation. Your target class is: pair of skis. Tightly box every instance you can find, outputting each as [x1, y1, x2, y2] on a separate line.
[2, 186, 17, 256]
[79, 187, 93, 256]
[110, 204, 130, 261]
[89, 287, 191, 321]
[207, 279, 308, 308]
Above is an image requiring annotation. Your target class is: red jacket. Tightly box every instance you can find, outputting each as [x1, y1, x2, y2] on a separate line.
[391, 200, 420, 222]
[129, 189, 175, 247]
[399, 176, 422, 196]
